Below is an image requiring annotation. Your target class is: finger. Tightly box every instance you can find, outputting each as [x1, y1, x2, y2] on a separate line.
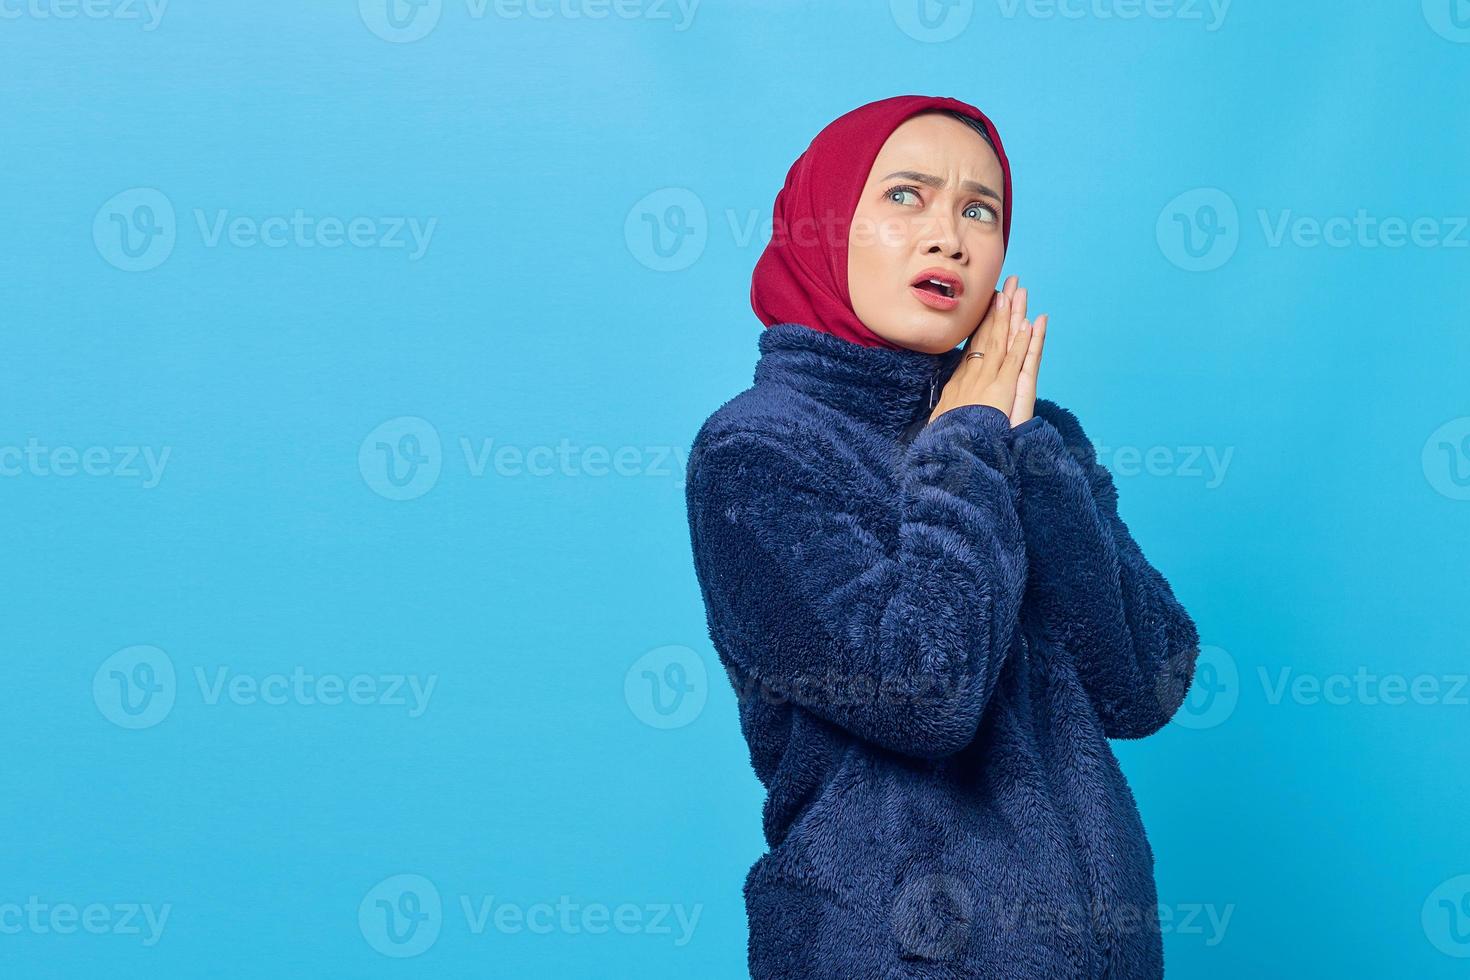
[980, 288, 1003, 340]
[1029, 314, 1047, 368]
[1002, 317, 1031, 378]
[986, 292, 1010, 358]
[1001, 278, 1019, 336]
[1009, 286, 1028, 339]
[1016, 314, 1046, 401]
[1014, 318, 1038, 395]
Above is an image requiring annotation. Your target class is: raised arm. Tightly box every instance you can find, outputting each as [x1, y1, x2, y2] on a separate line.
[1006, 397, 1201, 739]
[685, 403, 1028, 760]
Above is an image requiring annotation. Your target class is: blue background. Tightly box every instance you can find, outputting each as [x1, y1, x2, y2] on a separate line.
[3, 1, 1467, 975]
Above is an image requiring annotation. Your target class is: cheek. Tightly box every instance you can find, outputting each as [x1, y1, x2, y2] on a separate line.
[848, 256, 888, 320]
[847, 236, 903, 300]
[966, 242, 1005, 301]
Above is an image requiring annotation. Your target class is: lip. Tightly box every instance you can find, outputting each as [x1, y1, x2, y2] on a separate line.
[910, 284, 959, 311]
[909, 267, 965, 311]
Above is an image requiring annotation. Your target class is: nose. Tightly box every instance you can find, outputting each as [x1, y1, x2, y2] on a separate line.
[918, 209, 964, 261]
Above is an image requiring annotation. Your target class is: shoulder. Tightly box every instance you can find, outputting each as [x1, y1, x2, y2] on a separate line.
[687, 387, 839, 495]
[691, 381, 844, 459]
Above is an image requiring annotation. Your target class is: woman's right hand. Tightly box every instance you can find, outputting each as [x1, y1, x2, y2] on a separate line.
[928, 285, 1032, 426]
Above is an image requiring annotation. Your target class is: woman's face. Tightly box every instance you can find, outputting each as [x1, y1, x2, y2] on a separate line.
[847, 112, 1006, 353]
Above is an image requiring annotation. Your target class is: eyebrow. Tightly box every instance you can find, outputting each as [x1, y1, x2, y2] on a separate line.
[881, 170, 1002, 203]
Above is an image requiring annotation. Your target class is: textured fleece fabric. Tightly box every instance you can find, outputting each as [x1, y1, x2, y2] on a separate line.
[684, 323, 1201, 979]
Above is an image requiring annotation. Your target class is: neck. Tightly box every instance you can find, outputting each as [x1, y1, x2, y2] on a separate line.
[753, 323, 968, 434]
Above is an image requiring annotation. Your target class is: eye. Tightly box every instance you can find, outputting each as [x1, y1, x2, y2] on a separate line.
[965, 201, 1000, 224]
[886, 185, 921, 207]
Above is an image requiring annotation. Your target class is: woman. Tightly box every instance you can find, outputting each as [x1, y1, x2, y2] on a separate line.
[684, 94, 1201, 979]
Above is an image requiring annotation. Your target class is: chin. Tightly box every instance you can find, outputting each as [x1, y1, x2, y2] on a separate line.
[873, 314, 973, 354]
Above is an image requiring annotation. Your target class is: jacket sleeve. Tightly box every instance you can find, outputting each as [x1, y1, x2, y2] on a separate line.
[685, 403, 1029, 760]
[1006, 398, 1201, 739]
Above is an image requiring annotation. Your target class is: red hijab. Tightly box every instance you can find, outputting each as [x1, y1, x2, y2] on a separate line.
[750, 95, 1013, 350]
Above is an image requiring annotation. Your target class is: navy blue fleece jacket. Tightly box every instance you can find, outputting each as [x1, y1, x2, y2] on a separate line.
[684, 322, 1201, 978]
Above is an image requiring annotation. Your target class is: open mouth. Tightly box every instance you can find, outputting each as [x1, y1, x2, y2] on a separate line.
[912, 278, 956, 299]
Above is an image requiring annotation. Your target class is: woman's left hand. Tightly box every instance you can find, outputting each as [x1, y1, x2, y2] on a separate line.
[996, 275, 1048, 426]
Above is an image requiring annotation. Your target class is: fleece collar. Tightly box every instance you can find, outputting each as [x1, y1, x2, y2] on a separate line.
[753, 322, 969, 433]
